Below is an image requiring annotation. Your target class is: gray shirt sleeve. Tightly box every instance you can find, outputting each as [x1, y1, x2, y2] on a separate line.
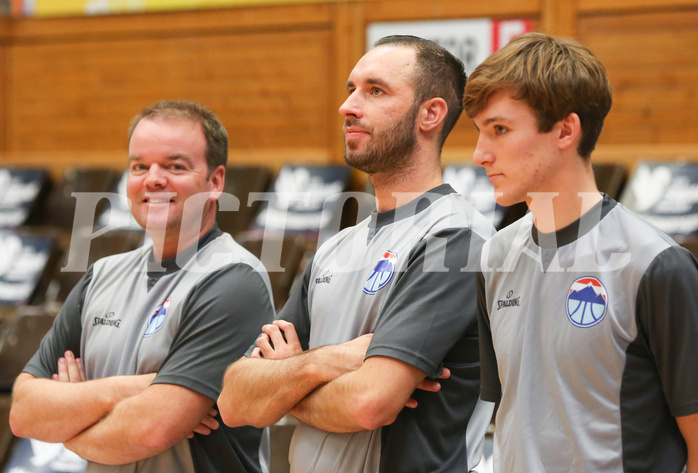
[23, 266, 93, 379]
[636, 245, 698, 417]
[153, 263, 275, 401]
[366, 227, 485, 378]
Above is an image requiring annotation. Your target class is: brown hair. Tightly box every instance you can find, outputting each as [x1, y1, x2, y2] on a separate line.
[374, 35, 467, 151]
[464, 32, 612, 158]
[128, 100, 228, 172]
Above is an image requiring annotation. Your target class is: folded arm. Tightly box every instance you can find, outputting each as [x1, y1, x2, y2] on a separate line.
[218, 320, 372, 428]
[10, 368, 155, 443]
[290, 355, 427, 433]
[64, 382, 214, 465]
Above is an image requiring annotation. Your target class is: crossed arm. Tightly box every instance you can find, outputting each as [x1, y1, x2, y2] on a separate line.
[11, 351, 218, 465]
[218, 320, 445, 433]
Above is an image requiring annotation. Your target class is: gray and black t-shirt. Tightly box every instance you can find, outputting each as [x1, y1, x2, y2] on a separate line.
[478, 195, 698, 472]
[277, 184, 495, 473]
[25, 226, 275, 473]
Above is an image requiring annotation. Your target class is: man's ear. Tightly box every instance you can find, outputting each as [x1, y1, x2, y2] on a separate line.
[208, 165, 226, 198]
[558, 112, 582, 151]
[418, 98, 448, 133]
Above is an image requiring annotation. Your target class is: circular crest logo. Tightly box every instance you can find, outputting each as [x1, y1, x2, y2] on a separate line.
[566, 277, 608, 328]
[363, 251, 397, 295]
[144, 298, 170, 338]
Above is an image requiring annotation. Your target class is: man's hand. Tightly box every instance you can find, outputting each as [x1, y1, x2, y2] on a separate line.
[329, 333, 374, 376]
[253, 320, 303, 359]
[405, 367, 451, 408]
[52, 350, 85, 382]
[187, 407, 220, 438]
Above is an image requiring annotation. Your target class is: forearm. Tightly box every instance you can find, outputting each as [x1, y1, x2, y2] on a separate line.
[290, 356, 425, 433]
[64, 383, 212, 465]
[290, 372, 373, 433]
[64, 400, 163, 464]
[218, 354, 331, 428]
[678, 413, 698, 473]
[10, 373, 152, 443]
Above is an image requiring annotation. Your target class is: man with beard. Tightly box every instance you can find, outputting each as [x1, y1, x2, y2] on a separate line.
[217, 35, 495, 473]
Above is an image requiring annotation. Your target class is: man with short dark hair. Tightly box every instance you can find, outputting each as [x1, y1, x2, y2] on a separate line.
[10, 100, 274, 473]
[218, 36, 494, 473]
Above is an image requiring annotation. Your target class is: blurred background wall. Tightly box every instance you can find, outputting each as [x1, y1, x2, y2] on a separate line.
[0, 0, 696, 178]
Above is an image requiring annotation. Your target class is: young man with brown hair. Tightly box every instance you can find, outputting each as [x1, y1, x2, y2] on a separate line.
[466, 32, 698, 472]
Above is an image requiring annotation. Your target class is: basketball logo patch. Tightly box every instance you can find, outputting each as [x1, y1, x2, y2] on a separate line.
[566, 277, 608, 328]
[363, 251, 397, 295]
[144, 298, 170, 338]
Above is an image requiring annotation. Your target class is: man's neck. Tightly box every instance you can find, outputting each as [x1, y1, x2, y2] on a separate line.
[528, 161, 602, 233]
[370, 158, 444, 213]
[150, 215, 216, 262]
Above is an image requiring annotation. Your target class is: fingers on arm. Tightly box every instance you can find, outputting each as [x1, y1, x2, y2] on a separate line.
[273, 320, 301, 348]
[55, 351, 85, 383]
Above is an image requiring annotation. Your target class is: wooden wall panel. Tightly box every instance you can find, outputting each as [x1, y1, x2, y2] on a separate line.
[0, 0, 697, 178]
[6, 28, 333, 156]
[578, 8, 698, 146]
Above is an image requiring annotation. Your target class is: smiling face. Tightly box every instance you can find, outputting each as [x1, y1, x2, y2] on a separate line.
[472, 89, 564, 207]
[339, 45, 420, 175]
[127, 117, 223, 258]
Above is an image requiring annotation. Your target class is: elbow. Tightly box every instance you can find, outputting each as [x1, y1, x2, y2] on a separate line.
[218, 401, 245, 428]
[138, 421, 180, 454]
[218, 360, 280, 429]
[218, 398, 278, 429]
[9, 407, 28, 439]
[354, 391, 400, 431]
[9, 401, 36, 441]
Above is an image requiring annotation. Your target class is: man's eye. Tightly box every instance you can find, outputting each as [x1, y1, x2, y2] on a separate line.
[370, 88, 383, 96]
[494, 126, 507, 135]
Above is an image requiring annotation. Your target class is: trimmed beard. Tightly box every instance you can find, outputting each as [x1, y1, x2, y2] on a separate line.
[343, 102, 419, 175]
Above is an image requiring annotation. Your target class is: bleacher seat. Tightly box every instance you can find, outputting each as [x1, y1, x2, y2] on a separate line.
[593, 163, 627, 200]
[41, 167, 122, 235]
[0, 168, 51, 229]
[620, 160, 698, 255]
[0, 394, 11, 470]
[217, 165, 272, 238]
[95, 169, 143, 233]
[1, 438, 86, 473]
[0, 231, 61, 322]
[0, 305, 56, 392]
[238, 235, 307, 311]
[248, 165, 353, 241]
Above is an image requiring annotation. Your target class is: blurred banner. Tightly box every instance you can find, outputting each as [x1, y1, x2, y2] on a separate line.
[13, 0, 330, 17]
[367, 18, 534, 74]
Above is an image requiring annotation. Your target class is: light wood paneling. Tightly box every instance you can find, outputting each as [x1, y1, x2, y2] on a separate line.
[540, 0, 577, 36]
[6, 27, 334, 155]
[0, 0, 697, 177]
[579, 8, 698, 146]
[361, 0, 539, 22]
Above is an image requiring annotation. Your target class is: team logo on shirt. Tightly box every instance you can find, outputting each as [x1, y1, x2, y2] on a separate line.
[566, 277, 608, 328]
[363, 251, 397, 295]
[144, 298, 170, 338]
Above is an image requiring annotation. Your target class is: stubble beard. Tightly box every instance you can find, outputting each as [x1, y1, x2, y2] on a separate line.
[343, 103, 419, 176]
